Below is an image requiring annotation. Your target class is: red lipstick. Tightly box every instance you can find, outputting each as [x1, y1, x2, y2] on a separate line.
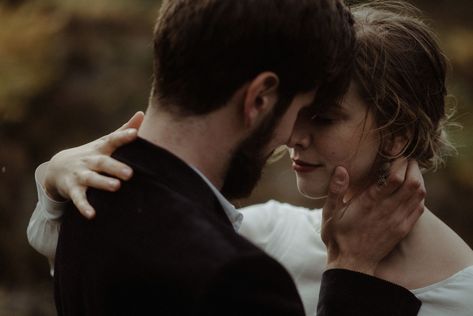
[292, 159, 322, 173]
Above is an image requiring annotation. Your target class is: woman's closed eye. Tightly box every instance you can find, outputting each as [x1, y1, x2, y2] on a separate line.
[310, 114, 336, 125]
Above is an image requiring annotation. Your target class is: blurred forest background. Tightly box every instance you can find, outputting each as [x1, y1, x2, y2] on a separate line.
[0, 0, 472, 314]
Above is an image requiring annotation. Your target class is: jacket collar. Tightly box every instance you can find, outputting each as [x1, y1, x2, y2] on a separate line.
[112, 137, 233, 228]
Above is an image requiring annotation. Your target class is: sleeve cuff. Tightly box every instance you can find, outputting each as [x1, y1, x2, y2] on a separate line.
[35, 162, 67, 220]
[317, 269, 421, 315]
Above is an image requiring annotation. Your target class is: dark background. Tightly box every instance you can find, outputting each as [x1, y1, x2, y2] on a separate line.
[0, 0, 472, 314]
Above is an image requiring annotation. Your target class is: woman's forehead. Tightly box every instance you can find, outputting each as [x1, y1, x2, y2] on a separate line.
[339, 83, 368, 111]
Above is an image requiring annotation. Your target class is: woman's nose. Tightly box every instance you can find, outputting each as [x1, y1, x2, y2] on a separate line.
[287, 121, 311, 149]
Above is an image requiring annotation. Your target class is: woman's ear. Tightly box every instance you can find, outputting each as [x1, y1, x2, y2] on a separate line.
[243, 72, 279, 128]
[382, 132, 410, 158]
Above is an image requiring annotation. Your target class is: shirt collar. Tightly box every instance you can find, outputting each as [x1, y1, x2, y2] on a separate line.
[190, 166, 243, 231]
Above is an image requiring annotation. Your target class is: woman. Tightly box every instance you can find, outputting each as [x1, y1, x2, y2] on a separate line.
[28, 2, 473, 315]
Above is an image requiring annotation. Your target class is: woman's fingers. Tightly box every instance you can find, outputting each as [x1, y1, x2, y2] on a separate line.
[98, 128, 138, 155]
[42, 117, 141, 221]
[79, 170, 121, 192]
[69, 168, 128, 219]
[116, 111, 145, 131]
[84, 155, 133, 181]
[69, 187, 96, 219]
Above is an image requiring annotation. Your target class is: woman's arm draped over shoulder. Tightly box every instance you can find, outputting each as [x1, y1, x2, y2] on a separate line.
[27, 112, 144, 272]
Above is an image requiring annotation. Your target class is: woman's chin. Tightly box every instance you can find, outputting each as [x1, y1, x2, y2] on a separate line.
[297, 183, 328, 200]
[305, 193, 328, 200]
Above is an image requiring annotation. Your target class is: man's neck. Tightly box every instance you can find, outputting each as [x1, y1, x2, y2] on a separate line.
[137, 106, 242, 190]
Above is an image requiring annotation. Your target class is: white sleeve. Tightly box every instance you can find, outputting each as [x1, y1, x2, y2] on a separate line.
[238, 201, 275, 248]
[27, 162, 66, 274]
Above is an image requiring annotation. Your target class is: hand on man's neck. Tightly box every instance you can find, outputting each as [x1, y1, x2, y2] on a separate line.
[138, 103, 245, 190]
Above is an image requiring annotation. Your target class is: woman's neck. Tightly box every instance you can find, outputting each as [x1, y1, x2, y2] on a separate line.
[375, 208, 473, 289]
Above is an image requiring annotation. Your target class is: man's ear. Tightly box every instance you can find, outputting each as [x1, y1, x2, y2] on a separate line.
[242, 72, 279, 128]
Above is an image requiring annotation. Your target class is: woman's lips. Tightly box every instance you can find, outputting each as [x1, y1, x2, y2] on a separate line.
[292, 159, 322, 173]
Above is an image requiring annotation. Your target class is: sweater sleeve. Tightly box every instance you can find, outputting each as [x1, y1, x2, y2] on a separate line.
[317, 269, 421, 316]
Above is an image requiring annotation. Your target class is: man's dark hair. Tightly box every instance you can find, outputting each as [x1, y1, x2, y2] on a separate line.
[151, 0, 356, 117]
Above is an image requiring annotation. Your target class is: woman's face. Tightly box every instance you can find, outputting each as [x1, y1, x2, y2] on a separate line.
[288, 82, 380, 198]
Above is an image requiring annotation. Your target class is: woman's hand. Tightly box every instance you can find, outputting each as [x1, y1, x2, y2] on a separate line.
[43, 111, 145, 219]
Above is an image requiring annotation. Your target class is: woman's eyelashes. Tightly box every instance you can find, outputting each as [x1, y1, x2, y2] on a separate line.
[297, 106, 342, 126]
[310, 113, 336, 125]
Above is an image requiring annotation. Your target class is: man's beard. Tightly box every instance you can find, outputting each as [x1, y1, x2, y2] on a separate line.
[221, 112, 280, 200]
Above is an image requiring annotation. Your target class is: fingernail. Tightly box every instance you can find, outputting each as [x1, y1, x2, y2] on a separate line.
[109, 179, 119, 187]
[122, 168, 132, 178]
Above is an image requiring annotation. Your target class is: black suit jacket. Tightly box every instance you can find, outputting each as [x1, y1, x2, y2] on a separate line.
[55, 138, 420, 315]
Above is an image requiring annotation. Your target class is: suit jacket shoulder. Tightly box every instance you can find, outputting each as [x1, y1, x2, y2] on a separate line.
[55, 138, 305, 315]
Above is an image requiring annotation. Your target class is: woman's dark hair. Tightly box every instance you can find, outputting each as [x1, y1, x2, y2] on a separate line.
[352, 0, 456, 170]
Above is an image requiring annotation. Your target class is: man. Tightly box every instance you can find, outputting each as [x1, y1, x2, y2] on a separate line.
[30, 0, 424, 314]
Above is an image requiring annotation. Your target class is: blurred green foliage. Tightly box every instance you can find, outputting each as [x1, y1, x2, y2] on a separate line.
[0, 0, 472, 314]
